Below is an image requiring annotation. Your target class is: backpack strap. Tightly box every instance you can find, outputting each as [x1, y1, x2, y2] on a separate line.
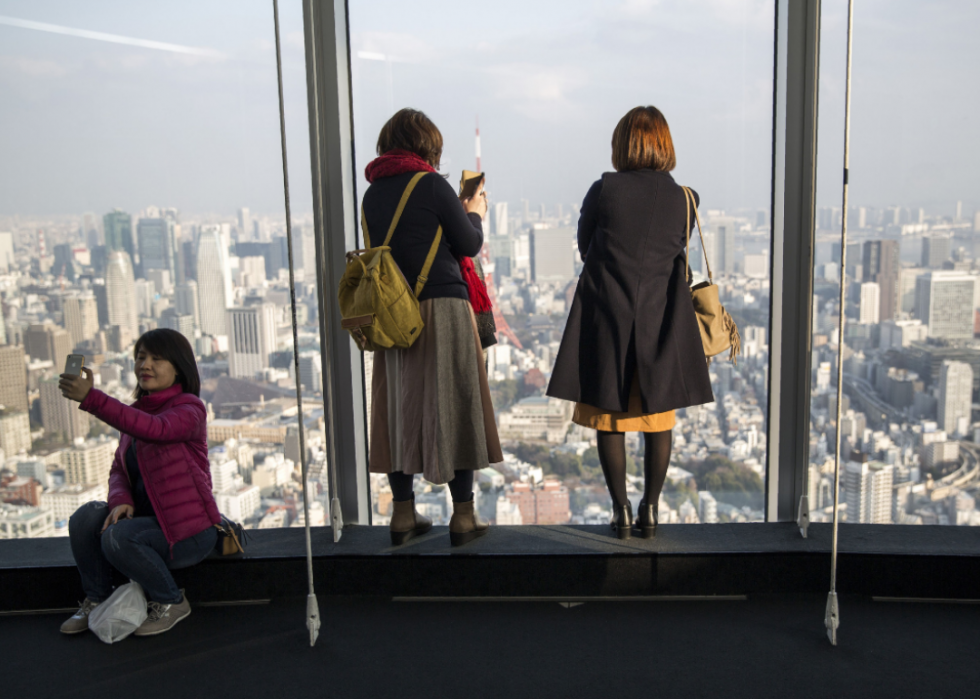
[359, 171, 444, 297]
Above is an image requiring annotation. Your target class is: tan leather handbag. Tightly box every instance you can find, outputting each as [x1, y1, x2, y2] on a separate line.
[682, 186, 741, 365]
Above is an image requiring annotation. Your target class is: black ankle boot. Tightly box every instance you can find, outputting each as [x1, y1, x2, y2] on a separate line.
[634, 499, 658, 539]
[611, 501, 633, 540]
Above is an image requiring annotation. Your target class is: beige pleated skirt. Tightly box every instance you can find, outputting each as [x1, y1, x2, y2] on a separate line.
[369, 297, 504, 485]
[572, 376, 676, 433]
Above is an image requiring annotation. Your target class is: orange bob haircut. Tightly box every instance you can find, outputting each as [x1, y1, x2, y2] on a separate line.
[611, 106, 676, 173]
[376, 108, 444, 169]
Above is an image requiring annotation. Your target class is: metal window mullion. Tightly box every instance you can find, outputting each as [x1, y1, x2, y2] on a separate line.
[303, 0, 370, 526]
[766, 0, 821, 522]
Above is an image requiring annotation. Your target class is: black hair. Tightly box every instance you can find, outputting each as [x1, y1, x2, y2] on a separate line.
[132, 328, 201, 399]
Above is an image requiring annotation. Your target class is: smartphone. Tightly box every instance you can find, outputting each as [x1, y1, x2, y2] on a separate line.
[460, 172, 485, 199]
[64, 354, 85, 376]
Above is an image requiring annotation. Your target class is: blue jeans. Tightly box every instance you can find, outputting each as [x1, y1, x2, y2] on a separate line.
[68, 501, 217, 604]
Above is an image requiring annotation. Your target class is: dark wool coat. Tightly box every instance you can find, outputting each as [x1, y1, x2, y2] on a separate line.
[547, 169, 714, 413]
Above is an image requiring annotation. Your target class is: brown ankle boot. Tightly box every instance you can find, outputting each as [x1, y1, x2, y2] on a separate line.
[449, 498, 489, 547]
[390, 493, 432, 545]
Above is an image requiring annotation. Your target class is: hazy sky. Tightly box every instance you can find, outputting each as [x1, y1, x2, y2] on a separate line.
[0, 0, 977, 219]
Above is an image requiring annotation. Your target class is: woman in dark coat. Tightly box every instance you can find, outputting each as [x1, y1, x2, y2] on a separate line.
[547, 106, 713, 539]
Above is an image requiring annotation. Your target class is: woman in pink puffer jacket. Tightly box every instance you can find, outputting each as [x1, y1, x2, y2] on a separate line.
[58, 328, 220, 638]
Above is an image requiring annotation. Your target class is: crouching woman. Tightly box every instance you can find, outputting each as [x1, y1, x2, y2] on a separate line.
[59, 328, 219, 637]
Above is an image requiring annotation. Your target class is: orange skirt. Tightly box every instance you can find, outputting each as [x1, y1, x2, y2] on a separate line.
[573, 377, 675, 433]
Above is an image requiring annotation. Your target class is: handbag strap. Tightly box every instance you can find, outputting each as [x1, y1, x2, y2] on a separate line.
[359, 171, 444, 297]
[682, 185, 713, 283]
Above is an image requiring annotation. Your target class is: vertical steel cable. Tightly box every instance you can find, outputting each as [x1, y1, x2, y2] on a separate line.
[272, 0, 320, 648]
[827, 0, 856, 648]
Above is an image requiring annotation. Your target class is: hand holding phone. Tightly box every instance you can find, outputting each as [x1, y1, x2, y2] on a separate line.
[60, 354, 93, 403]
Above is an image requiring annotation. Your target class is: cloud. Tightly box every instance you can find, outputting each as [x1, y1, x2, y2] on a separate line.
[484, 63, 591, 121]
[0, 56, 70, 78]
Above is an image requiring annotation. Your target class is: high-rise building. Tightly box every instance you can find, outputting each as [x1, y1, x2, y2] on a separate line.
[238, 208, 252, 240]
[226, 304, 277, 378]
[859, 282, 880, 324]
[492, 202, 509, 238]
[512, 233, 530, 274]
[134, 279, 156, 318]
[103, 209, 134, 260]
[704, 217, 735, 276]
[0, 410, 31, 456]
[862, 240, 899, 321]
[0, 345, 28, 413]
[62, 438, 117, 486]
[899, 267, 925, 314]
[175, 281, 201, 329]
[137, 217, 177, 277]
[62, 293, 99, 348]
[298, 351, 322, 392]
[238, 256, 267, 286]
[160, 308, 195, 344]
[938, 360, 973, 435]
[843, 454, 894, 524]
[106, 250, 138, 339]
[915, 271, 976, 340]
[196, 226, 233, 337]
[41, 483, 107, 525]
[530, 228, 575, 282]
[921, 234, 951, 269]
[0, 231, 14, 271]
[39, 378, 89, 442]
[23, 323, 72, 365]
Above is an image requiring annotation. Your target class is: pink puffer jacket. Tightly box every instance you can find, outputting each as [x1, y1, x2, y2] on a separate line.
[79, 383, 219, 548]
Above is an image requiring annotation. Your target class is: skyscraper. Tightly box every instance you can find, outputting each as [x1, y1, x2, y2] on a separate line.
[938, 360, 973, 435]
[62, 438, 116, 486]
[530, 228, 575, 282]
[195, 226, 233, 337]
[106, 251, 138, 340]
[160, 308, 195, 344]
[921, 234, 951, 269]
[63, 293, 99, 347]
[103, 209, 134, 260]
[226, 304, 277, 379]
[859, 282, 880, 324]
[175, 280, 201, 329]
[0, 345, 28, 412]
[24, 323, 72, 365]
[862, 240, 899, 321]
[238, 207, 252, 239]
[915, 271, 976, 340]
[493, 202, 509, 238]
[39, 378, 90, 442]
[0, 231, 14, 271]
[843, 454, 894, 524]
[137, 217, 177, 277]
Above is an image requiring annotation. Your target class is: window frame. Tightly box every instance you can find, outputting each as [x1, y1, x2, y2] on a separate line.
[303, 0, 823, 526]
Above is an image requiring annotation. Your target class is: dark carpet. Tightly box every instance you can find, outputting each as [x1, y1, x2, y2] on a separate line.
[3, 594, 978, 699]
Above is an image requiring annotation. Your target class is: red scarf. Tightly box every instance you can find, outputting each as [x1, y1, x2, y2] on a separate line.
[364, 150, 492, 314]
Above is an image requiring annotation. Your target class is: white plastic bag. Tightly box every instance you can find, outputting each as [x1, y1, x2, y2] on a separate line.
[87, 581, 148, 644]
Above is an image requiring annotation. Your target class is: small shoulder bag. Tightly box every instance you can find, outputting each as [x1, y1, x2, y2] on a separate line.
[682, 186, 742, 365]
[214, 514, 249, 556]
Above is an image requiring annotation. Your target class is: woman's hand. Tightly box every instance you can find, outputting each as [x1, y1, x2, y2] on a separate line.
[59, 367, 94, 403]
[460, 179, 488, 220]
[102, 504, 134, 532]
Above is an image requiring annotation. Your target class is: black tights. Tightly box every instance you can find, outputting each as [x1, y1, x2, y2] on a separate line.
[388, 470, 474, 503]
[597, 430, 673, 509]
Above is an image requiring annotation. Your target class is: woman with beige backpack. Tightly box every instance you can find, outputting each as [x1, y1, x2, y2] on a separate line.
[358, 108, 503, 547]
[548, 105, 729, 540]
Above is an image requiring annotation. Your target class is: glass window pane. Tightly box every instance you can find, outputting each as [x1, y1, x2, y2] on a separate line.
[0, 1, 323, 538]
[351, 0, 774, 526]
[810, 1, 980, 526]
